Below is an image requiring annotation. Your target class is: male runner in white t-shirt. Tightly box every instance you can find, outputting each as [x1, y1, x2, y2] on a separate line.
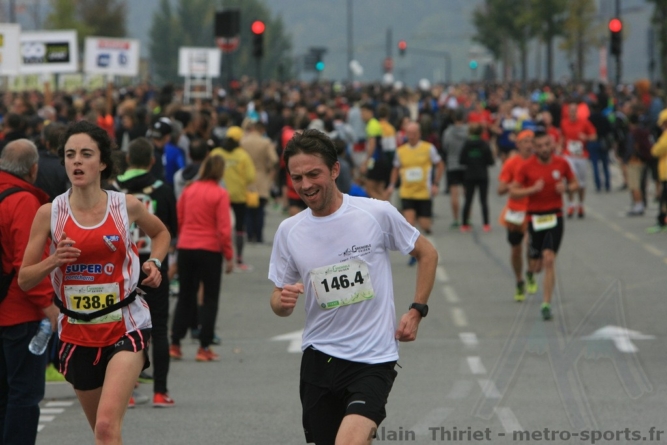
[269, 129, 438, 445]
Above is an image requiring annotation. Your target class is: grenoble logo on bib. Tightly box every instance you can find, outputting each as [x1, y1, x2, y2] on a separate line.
[339, 243, 372, 257]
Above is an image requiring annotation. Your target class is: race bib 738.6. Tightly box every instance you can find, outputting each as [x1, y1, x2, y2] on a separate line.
[64, 283, 121, 325]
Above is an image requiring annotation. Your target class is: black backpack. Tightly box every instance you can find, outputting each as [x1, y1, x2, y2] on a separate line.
[0, 187, 26, 305]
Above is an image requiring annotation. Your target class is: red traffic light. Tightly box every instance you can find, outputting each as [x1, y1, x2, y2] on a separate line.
[398, 40, 407, 50]
[251, 20, 265, 35]
[609, 18, 622, 33]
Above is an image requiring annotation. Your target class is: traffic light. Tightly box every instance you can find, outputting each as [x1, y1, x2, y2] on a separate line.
[469, 60, 478, 70]
[251, 20, 265, 58]
[609, 18, 622, 56]
[306, 47, 327, 72]
[398, 40, 407, 56]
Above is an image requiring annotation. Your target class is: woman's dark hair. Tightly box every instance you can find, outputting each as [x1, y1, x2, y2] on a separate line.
[58, 120, 116, 181]
[284, 129, 337, 173]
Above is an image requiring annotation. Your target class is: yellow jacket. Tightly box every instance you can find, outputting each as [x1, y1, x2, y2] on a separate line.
[651, 131, 667, 181]
[210, 147, 256, 203]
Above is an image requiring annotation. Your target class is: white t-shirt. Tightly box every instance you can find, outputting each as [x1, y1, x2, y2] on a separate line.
[269, 194, 420, 364]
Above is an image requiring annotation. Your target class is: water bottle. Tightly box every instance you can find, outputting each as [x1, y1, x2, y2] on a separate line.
[28, 318, 52, 355]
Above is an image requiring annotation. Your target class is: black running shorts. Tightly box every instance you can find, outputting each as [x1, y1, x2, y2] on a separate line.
[401, 199, 433, 218]
[300, 347, 398, 445]
[58, 329, 151, 391]
[507, 228, 525, 246]
[528, 216, 564, 259]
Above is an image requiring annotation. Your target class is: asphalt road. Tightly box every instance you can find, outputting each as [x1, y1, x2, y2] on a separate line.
[37, 162, 667, 444]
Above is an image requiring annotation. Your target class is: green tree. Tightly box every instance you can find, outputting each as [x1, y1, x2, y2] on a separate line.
[45, 0, 93, 48]
[647, 0, 667, 90]
[149, 0, 181, 84]
[45, 0, 127, 49]
[527, 0, 567, 83]
[560, 0, 599, 82]
[148, 0, 293, 85]
[79, 0, 127, 38]
[471, 0, 535, 83]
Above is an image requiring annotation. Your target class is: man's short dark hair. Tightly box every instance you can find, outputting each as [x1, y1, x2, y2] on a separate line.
[127, 137, 154, 168]
[376, 103, 390, 119]
[5, 113, 24, 131]
[533, 130, 549, 139]
[190, 138, 209, 162]
[360, 102, 374, 112]
[43, 123, 66, 152]
[284, 129, 337, 173]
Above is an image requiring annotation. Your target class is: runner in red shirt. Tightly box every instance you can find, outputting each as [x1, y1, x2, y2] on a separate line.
[497, 130, 533, 301]
[510, 131, 578, 321]
[560, 102, 596, 218]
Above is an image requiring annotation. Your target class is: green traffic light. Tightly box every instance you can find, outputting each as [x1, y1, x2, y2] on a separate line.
[315, 61, 325, 71]
[469, 60, 478, 70]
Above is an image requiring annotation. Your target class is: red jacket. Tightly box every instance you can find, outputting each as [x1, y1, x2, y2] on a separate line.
[0, 171, 53, 326]
[176, 179, 233, 261]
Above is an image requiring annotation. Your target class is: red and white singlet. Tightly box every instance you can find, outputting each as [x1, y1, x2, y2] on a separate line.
[50, 190, 151, 347]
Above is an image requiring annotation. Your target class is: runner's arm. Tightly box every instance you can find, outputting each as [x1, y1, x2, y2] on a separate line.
[509, 179, 542, 199]
[19, 204, 74, 291]
[396, 235, 438, 342]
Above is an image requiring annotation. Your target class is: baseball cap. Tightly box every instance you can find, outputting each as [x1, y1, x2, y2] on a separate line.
[226, 126, 243, 142]
[516, 130, 535, 141]
[149, 117, 172, 138]
[658, 109, 667, 127]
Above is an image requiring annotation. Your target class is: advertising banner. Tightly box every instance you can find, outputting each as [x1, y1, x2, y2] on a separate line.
[178, 47, 221, 77]
[20, 30, 78, 74]
[0, 23, 21, 75]
[85, 37, 140, 76]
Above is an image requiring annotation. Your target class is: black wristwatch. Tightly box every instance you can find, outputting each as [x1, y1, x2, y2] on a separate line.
[409, 303, 429, 318]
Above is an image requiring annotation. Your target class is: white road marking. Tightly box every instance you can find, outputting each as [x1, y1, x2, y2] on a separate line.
[409, 407, 453, 436]
[436, 266, 450, 283]
[451, 308, 468, 327]
[446, 380, 474, 399]
[624, 232, 639, 242]
[40, 408, 64, 414]
[45, 401, 74, 407]
[467, 356, 487, 375]
[459, 332, 479, 347]
[270, 330, 303, 353]
[643, 244, 664, 257]
[477, 379, 501, 398]
[37, 425, 46, 432]
[495, 407, 523, 433]
[582, 325, 655, 353]
[39, 415, 55, 422]
[442, 285, 460, 303]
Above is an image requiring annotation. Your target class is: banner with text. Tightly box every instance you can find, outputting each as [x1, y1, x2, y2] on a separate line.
[0, 24, 21, 75]
[178, 47, 221, 77]
[85, 37, 140, 76]
[20, 30, 78, 74]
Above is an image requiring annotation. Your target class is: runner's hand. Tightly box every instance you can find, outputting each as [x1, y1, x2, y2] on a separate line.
[555, 180, 566, 194]
[532, 179, 545, 193]
[395, 310, 421, 342]
[225, 261, 234, 274]
[141, 261, 162, 288]
[281, 283, 304, 310]
[53, 232, 80, 267]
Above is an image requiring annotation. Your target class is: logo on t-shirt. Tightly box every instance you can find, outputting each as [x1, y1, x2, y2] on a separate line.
[339, 243, 372, 257]
[552, 170, 561, 180]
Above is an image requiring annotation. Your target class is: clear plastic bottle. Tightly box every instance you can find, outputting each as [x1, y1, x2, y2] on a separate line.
[28, 318, 52, 355]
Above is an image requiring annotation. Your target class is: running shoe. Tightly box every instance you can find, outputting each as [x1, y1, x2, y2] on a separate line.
[169, 345, 183, 360]
[514, 281, 526, 302]
[169, 278, 179, 297]
[526, 275, 538, 295]
[449, 221, 460, 230]
[566, 206, 575, 218]
[45, 363, 66, 382]
[460, 225, 472, 233]
[138, 371, 153, 383]
[482, 224, 491, 232]
[211, 334, 222, 345]
[234, 263, 254, 272]
[196, 347, 220, 362]
[128, 397, 135, 409]
[577, 206, 585, 219]
[407, 256, 417, 267]
[645, 225, 667, 234]
[132, 390, 149, 405]
[541, 303, 552, 321]
[153, 393, 175, 408]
